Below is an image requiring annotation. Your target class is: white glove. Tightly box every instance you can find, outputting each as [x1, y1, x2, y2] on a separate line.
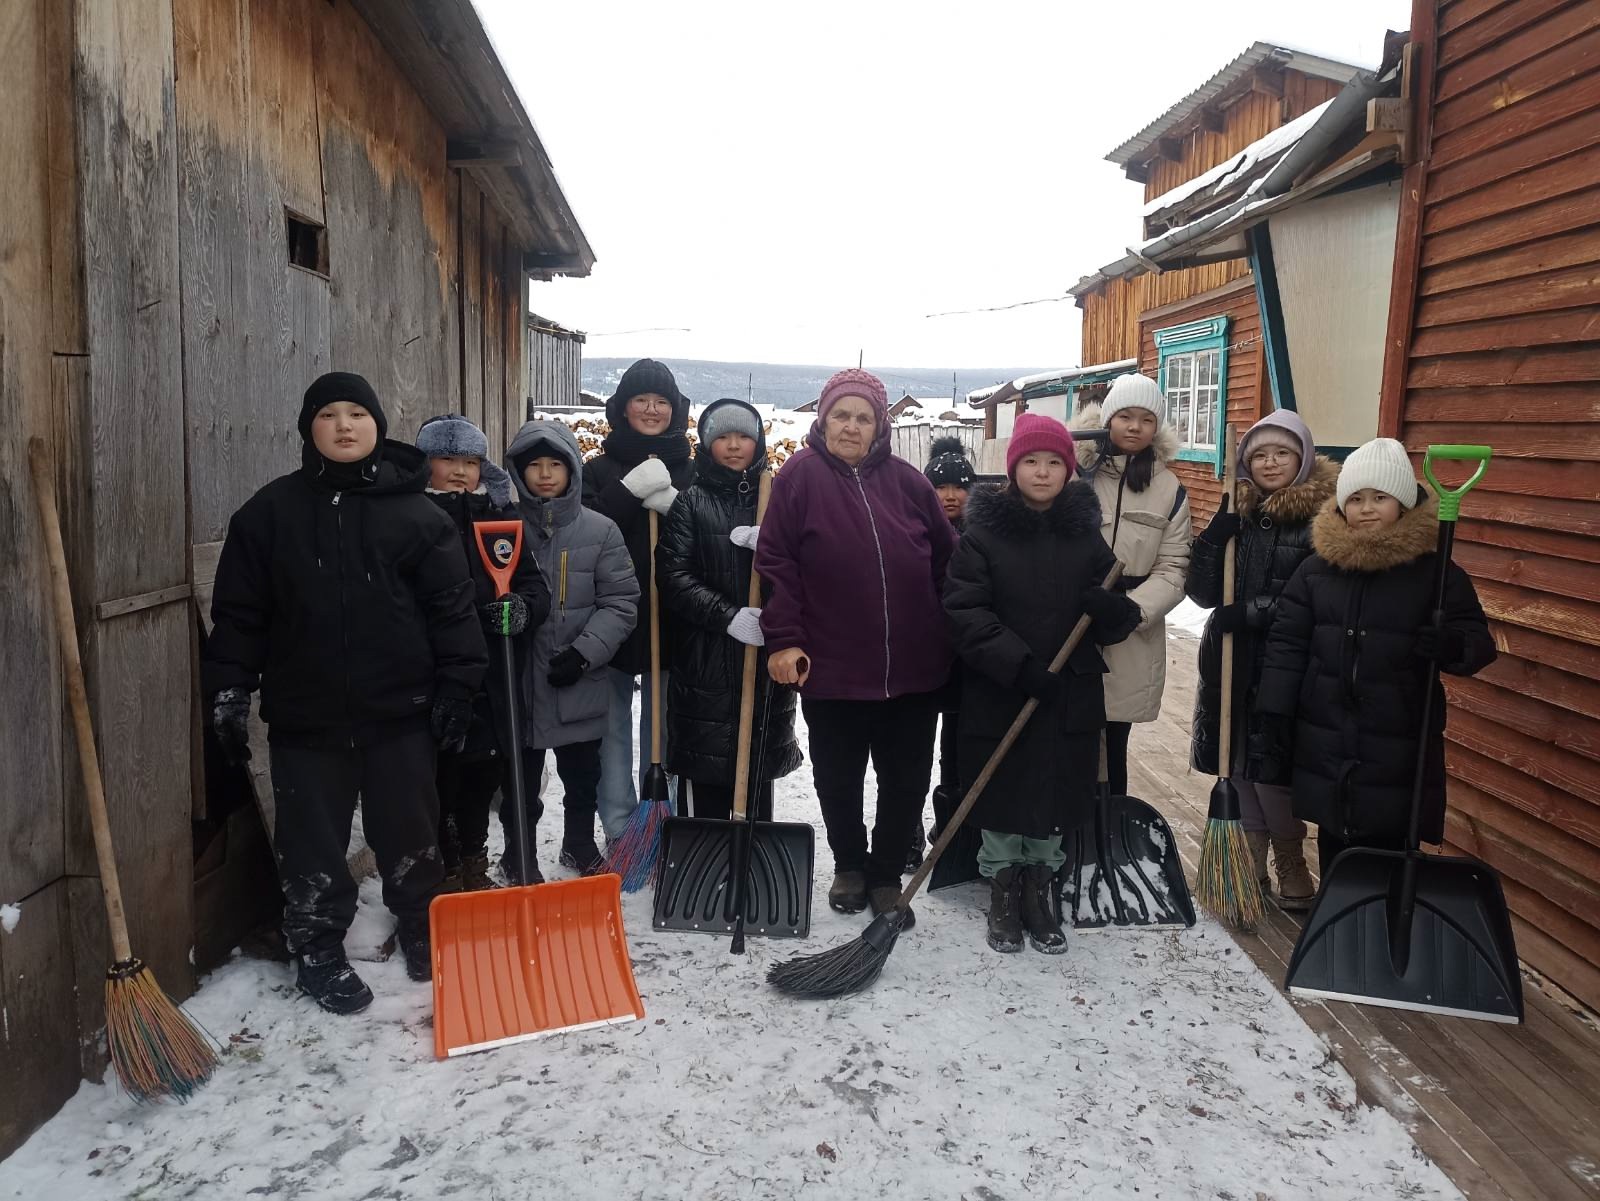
[622, 458, 672, 500]
[729, 525, 760, 551]
[728, 607, 765, 646]
[643, 485, 679, 515]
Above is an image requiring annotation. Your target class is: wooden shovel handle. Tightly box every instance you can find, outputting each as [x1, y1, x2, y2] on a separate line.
[28, 437, 134, 961]
[731, 472, 774, 823]
[1218, 425, 1238, 779]
[648, 507, 662, 764]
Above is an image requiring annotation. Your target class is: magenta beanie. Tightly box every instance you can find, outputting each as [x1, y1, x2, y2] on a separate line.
[816, 368, 889, 424]
[1006, 413, 1076, 478]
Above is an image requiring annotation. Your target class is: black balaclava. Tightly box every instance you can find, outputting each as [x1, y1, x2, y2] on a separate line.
[299, 371, 388, 488]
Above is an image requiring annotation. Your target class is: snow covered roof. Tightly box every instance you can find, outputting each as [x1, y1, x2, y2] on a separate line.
[1106, 42, 1366, 169]
[1141, 99, 1333, 221]
[967, 359, 1139, 408]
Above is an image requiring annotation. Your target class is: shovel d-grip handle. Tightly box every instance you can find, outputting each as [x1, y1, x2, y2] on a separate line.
[472, 519, 524, 599]
[1422, 445, 1491, 523]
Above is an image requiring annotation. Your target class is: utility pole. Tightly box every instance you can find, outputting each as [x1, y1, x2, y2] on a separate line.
[857, 348, 863, 369]
[748, 372, 753, 402]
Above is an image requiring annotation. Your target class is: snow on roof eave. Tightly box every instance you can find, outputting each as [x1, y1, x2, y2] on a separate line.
[966, 358, 1139, 408]
[1105, 42, 1366, 169]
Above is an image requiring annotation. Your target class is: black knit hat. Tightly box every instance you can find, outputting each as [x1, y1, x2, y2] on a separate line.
[605, 358, 687, 430]
[924, 435, 975, 488]
[299, 372, 387, 443]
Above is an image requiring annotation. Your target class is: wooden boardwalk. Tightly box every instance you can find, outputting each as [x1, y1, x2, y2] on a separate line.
[1133, 633, 1600, 1201]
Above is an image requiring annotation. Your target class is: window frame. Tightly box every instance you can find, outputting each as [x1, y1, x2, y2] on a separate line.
[1154, 315, 1230, 475]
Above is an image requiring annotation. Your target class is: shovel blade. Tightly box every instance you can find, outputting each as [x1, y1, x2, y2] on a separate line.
[1060, 792, 1196, 929]
[430, 875, 645, 1059]
[1286, 848, 1523, 1023]
[653, 815, 814, 938]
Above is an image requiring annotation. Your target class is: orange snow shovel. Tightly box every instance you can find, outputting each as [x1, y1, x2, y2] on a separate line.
[431, 520, 644, 1058]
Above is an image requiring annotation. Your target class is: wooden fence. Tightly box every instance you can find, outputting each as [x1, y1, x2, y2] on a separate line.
[889, 422, 984, 470]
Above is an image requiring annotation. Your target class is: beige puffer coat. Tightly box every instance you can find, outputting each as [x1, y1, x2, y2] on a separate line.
[1070, 403, 1192, 723]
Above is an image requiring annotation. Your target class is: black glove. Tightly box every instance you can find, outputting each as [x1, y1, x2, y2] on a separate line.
[1246, 713, 1295, 782]
[211, 687, 253, 765]
[481, 593, 530, 637]
[1414, 622, 1465, 664]
[1081, 586, 1141, 644]
[430, 694, 472, 752]
[1198, 495, 1241, 547]
[1015, 657, 1063, 704]
[547, 647, 587, 688]
[1212, 603, 1248, 635]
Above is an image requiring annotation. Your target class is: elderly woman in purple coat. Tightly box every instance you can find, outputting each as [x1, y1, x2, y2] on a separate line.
[755, 369, 958, 926]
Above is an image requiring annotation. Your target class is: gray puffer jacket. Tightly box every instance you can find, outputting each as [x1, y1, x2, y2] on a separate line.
[505, 420, 640, 749]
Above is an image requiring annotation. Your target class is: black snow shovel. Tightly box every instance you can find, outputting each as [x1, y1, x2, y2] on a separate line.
[653, 472, 815, 941]
[1058, 732, 1196, 929]
[927, 783, 984, 891]
[1285, 444, 1522, 1024]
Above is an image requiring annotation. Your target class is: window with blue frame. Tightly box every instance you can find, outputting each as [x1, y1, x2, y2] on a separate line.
[1155, 316, 1230, 472]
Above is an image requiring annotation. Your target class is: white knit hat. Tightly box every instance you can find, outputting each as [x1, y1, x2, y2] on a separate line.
[1101, 373, 1167, 426]
[1336, 438, 1419, 511]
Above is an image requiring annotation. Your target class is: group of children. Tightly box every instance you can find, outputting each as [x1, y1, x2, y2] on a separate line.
[204, 363, 1496, 1009]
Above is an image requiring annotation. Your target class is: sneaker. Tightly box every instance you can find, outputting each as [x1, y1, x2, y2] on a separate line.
[869, 885, 915, 931]
[986, 867, 1024, 953]
[397, 922, 432, 982]
[828, 870, 868, 914]
[1020, 864, 1067, 954]
[558, 840, 605, 877]
[295, 948, 374, 1014]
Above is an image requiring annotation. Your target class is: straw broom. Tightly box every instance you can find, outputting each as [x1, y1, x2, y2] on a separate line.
[1194, 426, 1266, 929]
[29, 438, 219, 1101]
[768, 563, 1122, 999]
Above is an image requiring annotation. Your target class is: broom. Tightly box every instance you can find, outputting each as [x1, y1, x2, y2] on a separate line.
[769, 562, 1122, 999]
[1194, 426, 1265, 929]
[29, 437, 219, 1101]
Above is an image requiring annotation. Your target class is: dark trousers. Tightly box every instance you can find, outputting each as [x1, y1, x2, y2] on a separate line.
[1105, 721, 1133, 796]
[804, 690, 940, 887]
[501, 741, 599, 880]
[678, 777, 775, 824]
[937, 707, 959, 794]
[437, 752, 501, 866]
[270, 728, 442, 956]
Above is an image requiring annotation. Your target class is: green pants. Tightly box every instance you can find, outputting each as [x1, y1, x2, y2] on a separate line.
[978, 829, 1065, 878]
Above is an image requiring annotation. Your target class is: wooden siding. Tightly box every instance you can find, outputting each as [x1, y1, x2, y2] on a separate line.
[526, 319, 584, 416]
[1388, 0, 1600, 1012]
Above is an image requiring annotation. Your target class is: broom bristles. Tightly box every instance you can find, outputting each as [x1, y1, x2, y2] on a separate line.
[104, 960, 218, 1103]
[1195, 818, 1266, 929]
[602, 799, 669, 892]
[767, 912, 902, 998]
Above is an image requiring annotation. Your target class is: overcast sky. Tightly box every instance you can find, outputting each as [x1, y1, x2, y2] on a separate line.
[478, 1, 1409, 369]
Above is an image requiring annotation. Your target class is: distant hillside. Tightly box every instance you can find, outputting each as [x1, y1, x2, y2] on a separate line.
[581, 358, 1052, 410]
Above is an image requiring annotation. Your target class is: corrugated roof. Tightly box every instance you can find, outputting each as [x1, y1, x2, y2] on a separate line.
[1105, 42, 1366, 169]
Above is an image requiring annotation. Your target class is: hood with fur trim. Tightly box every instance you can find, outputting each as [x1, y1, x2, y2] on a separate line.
[1311, 492, 1440, 573]
[964, 479, 1102, 541]
[1238, 455, 1338, 524]
[1069, 402, 1180, 475]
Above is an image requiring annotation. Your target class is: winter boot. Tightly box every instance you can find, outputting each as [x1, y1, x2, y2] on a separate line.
[828, 870, 868, 914]
[397, 919, 432, 982]
[904, 821, 926, 875]
[1020, 864, 1067, 954]
[869, 885, 915, 931]
[501, 849, 545, 886]
[296, 947, 374, 1015]
[1272, 838, 1317, 912]
[1245, 831, 1272, 902]
[559, 804, 605, 876]
[460, 850, 496, 892]
[986, 866, 1024, 953]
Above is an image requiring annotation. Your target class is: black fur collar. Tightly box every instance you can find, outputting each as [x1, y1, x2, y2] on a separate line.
[965, 479, 1102, 539]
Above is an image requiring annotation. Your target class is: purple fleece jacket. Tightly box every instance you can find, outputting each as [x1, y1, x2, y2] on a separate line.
[756, 419, 957, 701]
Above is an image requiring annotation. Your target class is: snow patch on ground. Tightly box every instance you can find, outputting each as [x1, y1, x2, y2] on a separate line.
[1167, 598, 1211, 639]
[0, 904, 19, 935]
[0, 713, 1461, 1201]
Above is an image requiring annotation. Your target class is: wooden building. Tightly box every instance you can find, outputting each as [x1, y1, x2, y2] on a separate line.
[1379, 0, 1600, 1014]
[1, 0, 592, 1155]
[526, 312, 587, 415]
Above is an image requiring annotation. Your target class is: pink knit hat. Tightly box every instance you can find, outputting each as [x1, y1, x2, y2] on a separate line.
[816, 368, 889, 424]
[1005, 413, 1076, 478]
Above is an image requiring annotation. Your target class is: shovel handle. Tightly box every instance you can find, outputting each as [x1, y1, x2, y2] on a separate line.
[1422, 445, 1491, 522]
[731, 472, 774, 824]
[1218, 424, 1238, 779]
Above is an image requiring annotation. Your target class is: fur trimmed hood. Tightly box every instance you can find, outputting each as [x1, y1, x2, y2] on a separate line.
[1238, 455, 1338, 524]
[1312, 492, 1439, 573]
[1069, 402, 1180, 474]
[964, 479, 1102, 540]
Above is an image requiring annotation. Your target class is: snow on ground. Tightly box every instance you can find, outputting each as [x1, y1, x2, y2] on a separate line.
[1167, 597, 1211, 640]
[1, 705, 1458, 1201]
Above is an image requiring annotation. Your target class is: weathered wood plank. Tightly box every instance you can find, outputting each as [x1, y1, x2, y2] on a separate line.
[1439, 0, 1582, 69]
[1447, 741, 1600, 849]
[94, 583, 193, 621]
[1407, 418, 1600, 459]
[1428, 95, 1600, 199]
[1474, 642, 1600, 718]
[481, 214, 505, 457]
[1450, 672, 1600, 763]
[1425, 138, 1600, 233]
[0, 879, 79, 1159]
[1476, 578, 1600, 648]
[1459, 513, 1600, 564]
[1419, 225, 1600, 296]
[1448, 780, 1600, 888]
[1434, 5, 1600, 113]
[45, 0, 85, 354]
[1447, 707, 1600, 809]
[1406, 343, 1600, 387]
[1453, 538, 1600, 604]
[459, 171, 483, 427]
[1408, 307, 1600, 357]
[1423, 181, 1600, 266]
[1405, 383, 1600, 423]
[1415, 261, 1600, 327]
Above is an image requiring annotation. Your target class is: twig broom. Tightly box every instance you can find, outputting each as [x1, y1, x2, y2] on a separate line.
[768, 562, 1122, 999]
[29, 437, 219, 1101]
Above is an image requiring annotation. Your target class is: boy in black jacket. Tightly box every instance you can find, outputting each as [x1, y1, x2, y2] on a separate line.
[417, 414, 551, 892]
[204, 373, 488, 1015]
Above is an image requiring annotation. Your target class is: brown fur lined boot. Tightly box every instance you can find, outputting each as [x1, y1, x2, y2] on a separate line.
[1272, 838, 1316, 912]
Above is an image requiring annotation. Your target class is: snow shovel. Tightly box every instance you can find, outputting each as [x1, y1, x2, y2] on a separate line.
[927, 782, 984, 892]
[1285, 445, 1523, 1024]
[431, 520, 645, 1058]
[1059, 732, 1195, 929]
[653, 473, 815, 940]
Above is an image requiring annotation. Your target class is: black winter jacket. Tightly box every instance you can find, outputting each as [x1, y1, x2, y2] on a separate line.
[425, 485, 552, 759]
[655, 413, 801, 788]
[205, 441, 488, 747]
[1188, 457, 1338, 778]
[943, 483, 1140, 838]
[1258, 496, 1495, 845]
[582, 449, 696, 676]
